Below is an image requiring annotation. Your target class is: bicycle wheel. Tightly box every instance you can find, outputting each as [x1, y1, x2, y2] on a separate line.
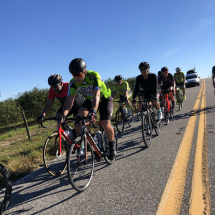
[0, 164, 12, 215]
[165, 113, 169, 125]
[178, 91, 181, 111]
[67, 136, 94, 192]
[43, 132, 68, 176]
[128, 107, 134, 127]
[102, 126, 118, 164]
[152, 112, 161, 136]
[141, 113, 152, 147]
[115, 109, 124, 134]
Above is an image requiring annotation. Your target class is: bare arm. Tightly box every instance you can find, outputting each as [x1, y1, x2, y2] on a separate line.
[41, 99, 54, 116]
[62, 95, 75, 116]
[92, 89, 100, 112]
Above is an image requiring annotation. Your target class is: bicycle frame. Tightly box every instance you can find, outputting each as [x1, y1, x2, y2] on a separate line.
[162, 91, 171, 113]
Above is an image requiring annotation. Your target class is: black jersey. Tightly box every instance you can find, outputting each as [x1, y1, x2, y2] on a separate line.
[133, 73, 157, 99]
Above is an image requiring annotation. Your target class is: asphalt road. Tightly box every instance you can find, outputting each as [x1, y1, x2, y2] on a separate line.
[3, 78, 215, 215]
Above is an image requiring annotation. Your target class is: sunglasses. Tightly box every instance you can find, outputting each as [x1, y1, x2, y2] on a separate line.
[72, 73, 83, 77]
[51, 84, 60, 89]
[140, 68, 147, 71]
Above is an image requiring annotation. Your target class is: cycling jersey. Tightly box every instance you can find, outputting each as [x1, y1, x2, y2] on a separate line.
[113, 81, 131, 96]
[68, 70, 111, 101]
[174, 72, 185, 84]
[158, 73, 174, 89]
[133, 73, 157, 99]
[48, 82, 84, 107]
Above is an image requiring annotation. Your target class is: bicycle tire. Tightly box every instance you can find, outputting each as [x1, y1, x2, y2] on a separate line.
[0, 164, 12, 215]
[115, 109, 124, 134]
[165, 113, 169, 125]
[178, 91, 181, 111]
[128, 107, 134, 127]
[43, 132, 68, 176]
[152, 112, 161, 136]
[67, 136, 94, 192]
[141, 113, 152, 147]
[102, 126, 118, 164]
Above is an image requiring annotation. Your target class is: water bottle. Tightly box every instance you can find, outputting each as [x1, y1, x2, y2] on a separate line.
[123, 108, 127, 116]
[93, 135, 98, 145]
[96, 131, 102, 148]
[64, 129, 74, 140]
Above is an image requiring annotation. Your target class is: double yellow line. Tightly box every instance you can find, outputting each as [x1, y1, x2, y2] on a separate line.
[156, 79, 211, 215]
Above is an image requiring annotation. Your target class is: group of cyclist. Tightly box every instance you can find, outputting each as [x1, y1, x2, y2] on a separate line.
[36, 58, 187, 160]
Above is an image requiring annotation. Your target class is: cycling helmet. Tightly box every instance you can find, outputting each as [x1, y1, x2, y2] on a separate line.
[158, 71, 161, 76]
[161, 67, 169, 72]
[212, 66, 215, 74]
[48, 74, 62, 86]
[69, 58, 86, 74]
[138, 62, 150, 69]
[175, 67, 181, 71]
[114, 75, 122, 82]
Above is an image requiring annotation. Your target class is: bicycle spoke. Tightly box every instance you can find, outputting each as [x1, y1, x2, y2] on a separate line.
[115, 109, 124, 134]
[68, 137, 94, 192]
[43, 133, 68, 176]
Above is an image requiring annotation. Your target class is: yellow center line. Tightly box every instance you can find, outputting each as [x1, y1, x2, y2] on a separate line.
[156, 80, 204, 215]
[189, 80, 211, 214]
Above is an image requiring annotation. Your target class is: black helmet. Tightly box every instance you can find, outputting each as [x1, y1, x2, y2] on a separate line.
[69, 58, 86, 74]
[161, 67, 169, 72]
[114, 75, 122, 82]
[139, 62, 150, 70]
[158, 71, 161, 76]
[212, 66, 215, 73]
[48, 74, 62, 86]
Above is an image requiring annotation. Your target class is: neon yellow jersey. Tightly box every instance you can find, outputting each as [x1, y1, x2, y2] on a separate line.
[67, 70, 111, 101]
[174, 72, 185, 83]
[113, 81, 131, 96]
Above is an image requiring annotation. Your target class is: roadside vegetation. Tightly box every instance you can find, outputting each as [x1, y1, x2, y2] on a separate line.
[0, 76, 136, 183]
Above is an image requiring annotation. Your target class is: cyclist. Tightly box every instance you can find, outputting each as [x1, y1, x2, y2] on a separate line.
[212, 66, 215, 87]
[36, 74, 85, 128]
[132, 62, 162, 134]
[158, 67, 175, 108]
[157, 71, 162, 101]
[174, 67, 186, 103]
[59, 58, 116, 160]
[112, 75, 132, 115]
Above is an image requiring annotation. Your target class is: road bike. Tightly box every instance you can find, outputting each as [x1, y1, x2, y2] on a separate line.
[66, 115, 118, 192]
[115, 99, 134, 134]
[162, 89, 174, 125]
[176, 86, 183, 111]
[140, 99, 161, 147]
[41, 117, 76, 176]
[41, 115, 117, 192]
[0, 163, 12, 215]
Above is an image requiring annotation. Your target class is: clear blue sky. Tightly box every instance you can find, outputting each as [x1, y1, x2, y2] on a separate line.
[1, 0, 215, 101]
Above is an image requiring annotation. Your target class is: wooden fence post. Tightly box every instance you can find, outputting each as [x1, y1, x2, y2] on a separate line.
[21, 110, 31, 140]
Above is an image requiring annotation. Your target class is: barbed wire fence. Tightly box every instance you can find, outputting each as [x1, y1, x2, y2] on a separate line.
[0, 107, 58, 141]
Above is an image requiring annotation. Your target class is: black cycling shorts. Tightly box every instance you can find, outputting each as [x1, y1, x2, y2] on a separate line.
[175, 82, 184, 88]
[80, 96, 113, 121]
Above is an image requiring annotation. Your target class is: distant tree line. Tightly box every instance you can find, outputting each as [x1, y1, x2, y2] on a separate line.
[0, 77, 136, 132]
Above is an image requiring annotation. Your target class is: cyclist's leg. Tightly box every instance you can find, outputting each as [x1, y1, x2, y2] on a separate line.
[169, 91, 175, 108]
[76, 100, 92, 135]
[99, 96, 116, 159]
[67, 106, 79, 137]
[175, 82, 179, 102]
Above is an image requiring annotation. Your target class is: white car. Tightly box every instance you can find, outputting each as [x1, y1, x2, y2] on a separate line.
[185, 73, 200, 87]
